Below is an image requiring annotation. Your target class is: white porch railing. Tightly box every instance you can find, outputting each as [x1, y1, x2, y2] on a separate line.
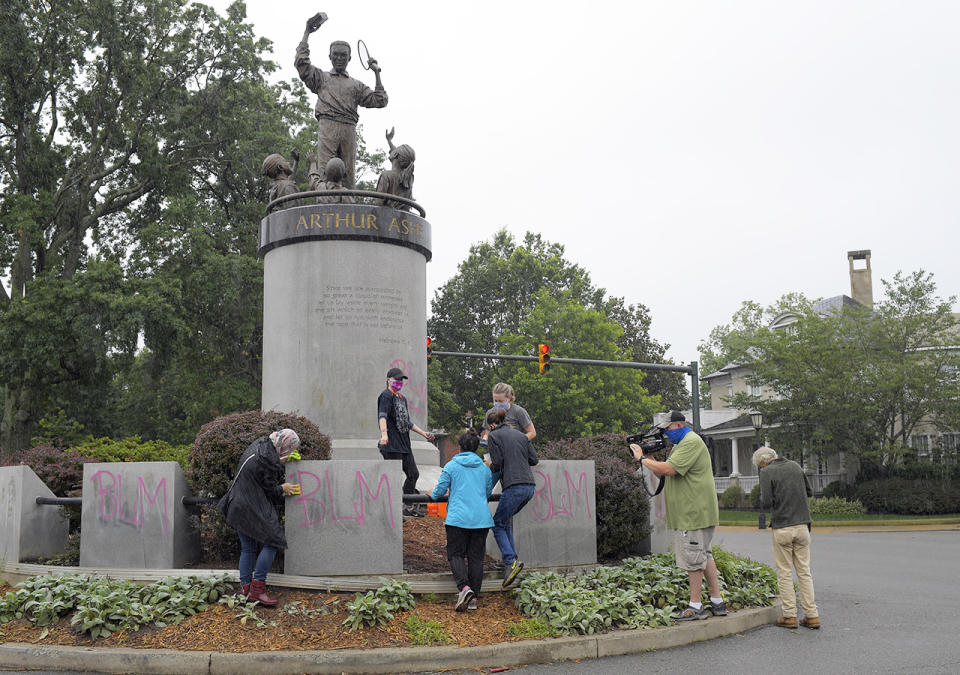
[808, 473, 842, 494]
[714, 475, 759, 494]
[715, 472, 843, 496]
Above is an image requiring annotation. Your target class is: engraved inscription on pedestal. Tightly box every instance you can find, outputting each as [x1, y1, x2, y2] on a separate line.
[317, 286, 409, 342]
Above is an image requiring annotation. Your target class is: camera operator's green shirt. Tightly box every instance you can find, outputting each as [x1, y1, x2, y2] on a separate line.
[664, 430, 719, 531]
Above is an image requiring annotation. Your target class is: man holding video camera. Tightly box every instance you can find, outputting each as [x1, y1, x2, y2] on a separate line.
[630, 411, 724, 621]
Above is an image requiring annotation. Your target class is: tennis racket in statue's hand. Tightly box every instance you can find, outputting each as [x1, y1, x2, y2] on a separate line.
[357, 39, 380, 72]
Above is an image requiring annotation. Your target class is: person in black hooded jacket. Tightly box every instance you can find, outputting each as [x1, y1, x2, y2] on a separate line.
[218, 428, 301, 607]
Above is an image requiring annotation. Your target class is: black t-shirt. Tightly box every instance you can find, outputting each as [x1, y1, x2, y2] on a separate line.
[378, 389, 412, 454]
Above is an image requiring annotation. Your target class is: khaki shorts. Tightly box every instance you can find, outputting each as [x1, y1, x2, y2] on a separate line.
[674, 527, 716, 571]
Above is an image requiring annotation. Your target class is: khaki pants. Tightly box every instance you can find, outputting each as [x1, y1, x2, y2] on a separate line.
[772, 524, 818, 619]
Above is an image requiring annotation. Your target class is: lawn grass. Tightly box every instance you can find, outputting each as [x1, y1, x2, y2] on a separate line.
[719, 509, 960, 524]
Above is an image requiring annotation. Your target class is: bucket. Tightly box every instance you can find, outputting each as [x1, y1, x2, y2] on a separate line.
[427, 502, 448, 517]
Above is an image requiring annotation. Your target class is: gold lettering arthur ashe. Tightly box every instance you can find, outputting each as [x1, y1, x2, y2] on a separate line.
[292, 209, 428, 241]
[296, 212, 381, 232]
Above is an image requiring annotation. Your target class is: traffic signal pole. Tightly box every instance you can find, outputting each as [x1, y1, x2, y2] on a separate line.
[431, 351, 702, 432]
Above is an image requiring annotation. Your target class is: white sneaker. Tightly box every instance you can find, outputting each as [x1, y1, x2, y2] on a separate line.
[455, 585, 474, 612]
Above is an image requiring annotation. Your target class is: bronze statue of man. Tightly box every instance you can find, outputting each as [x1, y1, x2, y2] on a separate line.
[295, 12, 388, 189]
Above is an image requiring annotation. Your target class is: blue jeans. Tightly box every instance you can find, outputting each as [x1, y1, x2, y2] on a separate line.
[492, 483, 535, 565]
[237, 531, 278, 584]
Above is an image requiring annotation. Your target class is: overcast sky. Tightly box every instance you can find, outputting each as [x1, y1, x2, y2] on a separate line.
[215, 0, 960, 366]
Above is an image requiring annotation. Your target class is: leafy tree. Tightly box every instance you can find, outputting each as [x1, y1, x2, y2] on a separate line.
[497, 292, 660, 440]
[604, 296, 688, 413]
[697, 294, 810, 409]
[0, 0, 339, 453]
[427, 230, 674, 439]
[731, 271, 959, 468]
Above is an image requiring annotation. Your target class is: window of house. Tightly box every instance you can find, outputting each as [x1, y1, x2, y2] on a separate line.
[940, 433, 960, 455]
[910, 434, 931, 457]
[748, 384, 762, 397]
[727, 383, 733, 398]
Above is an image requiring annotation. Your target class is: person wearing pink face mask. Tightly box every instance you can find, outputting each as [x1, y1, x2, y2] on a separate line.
[378, 366, 435, 517]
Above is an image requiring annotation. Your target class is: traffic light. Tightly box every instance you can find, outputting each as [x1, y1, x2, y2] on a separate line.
[427, 337, 433, 367]
[538, 343, 551, 374]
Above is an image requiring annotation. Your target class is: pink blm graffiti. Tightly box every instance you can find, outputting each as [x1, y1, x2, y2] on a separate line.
[90, 470, 170, 535]
[291, 469, 396, 530]
[389, 358, 426, 421]
[530, 470, 593, 522]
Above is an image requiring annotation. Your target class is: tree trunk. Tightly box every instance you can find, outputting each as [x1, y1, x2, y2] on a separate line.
[0, 379, 36, 458]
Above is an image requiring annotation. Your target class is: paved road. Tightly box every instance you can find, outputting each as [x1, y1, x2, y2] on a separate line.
[433, 529, 960, 675]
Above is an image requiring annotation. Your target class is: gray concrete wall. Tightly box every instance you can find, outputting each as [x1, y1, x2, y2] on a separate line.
[283, 459, 403, 576]
[486, 460, 597, 568]
[0, 466, 69, 564]
[79, 462, 200, 569]
[646, 474, 672, 555]
[260, 234, 431, 460]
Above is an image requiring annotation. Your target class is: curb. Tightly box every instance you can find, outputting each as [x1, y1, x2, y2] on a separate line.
[719, 523, 960, 532]
[0, 604, 779, 674]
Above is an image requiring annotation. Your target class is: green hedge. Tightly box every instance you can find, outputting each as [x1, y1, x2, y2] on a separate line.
[822, 480, 855, 500]
[720, 485, 746, 509]
[855, 478, 960, 515]
[539, 434, 650, 559]
[68, 436, 190, 470]
[808, 496, 866, 516]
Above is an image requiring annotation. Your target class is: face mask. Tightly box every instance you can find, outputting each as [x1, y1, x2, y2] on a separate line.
[389, 380, 404, 392]
[665, 427, 689, 444]
[493, 401, 509, 410]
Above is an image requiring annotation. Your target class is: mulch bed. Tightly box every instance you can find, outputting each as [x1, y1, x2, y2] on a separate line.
[402, 515, 501, 574]
[0, 516, 529, 651]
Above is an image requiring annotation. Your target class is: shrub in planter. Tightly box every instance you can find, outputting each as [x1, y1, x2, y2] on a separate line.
[749, 483, 762, 509]
[187, 410, 331, 563]
[2, 445, 107, 534]
[807, 496, 866, 516]
[720, 485, 745, 509]
[3, 444, 103, 498]
[539, 434, 650, 559]
[68, 436, 190, 470]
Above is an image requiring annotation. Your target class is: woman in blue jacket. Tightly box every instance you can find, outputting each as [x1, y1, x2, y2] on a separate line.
[430, 430, 494, 611]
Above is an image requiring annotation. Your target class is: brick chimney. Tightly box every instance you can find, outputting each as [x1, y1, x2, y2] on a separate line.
[847, 250, 873, 309]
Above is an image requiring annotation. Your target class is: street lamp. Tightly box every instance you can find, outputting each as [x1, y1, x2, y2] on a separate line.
[750, 411, 763, 449]
[750, 410, 766, 530]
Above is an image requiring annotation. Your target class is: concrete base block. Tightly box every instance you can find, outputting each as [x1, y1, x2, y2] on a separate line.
[0, 465, 69, 564]
[487, 460, 597, 568]
[284, 460, 403, 576]
[79, 462, 200, 569]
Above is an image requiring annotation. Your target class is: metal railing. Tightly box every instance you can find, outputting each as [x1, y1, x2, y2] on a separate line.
[36, 494, 501, 508]
[266, 190, 426, 217]
[714, 472, 842, 496]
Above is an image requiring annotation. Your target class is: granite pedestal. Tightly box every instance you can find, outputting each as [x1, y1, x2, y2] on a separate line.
[259, 203, 433, 462]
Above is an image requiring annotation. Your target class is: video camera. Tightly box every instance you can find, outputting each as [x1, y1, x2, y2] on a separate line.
[626, 425, 670, 462]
